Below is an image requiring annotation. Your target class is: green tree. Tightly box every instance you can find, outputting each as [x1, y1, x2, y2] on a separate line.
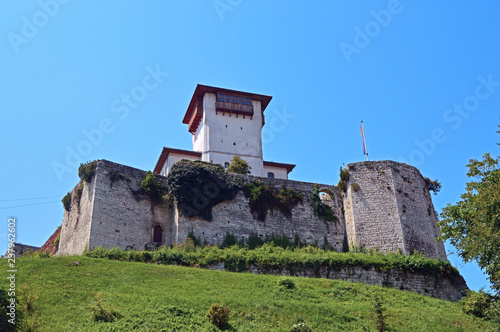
[226, 156, 251, 175]
[437, 132, 500, 294]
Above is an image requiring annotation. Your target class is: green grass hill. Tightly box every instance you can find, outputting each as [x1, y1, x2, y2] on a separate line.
[1, 255, 495, 331]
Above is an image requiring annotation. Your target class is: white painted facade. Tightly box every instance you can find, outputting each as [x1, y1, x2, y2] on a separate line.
[160, 152, 201, 177]
[154, 85, 294, 180]
[262, 164, 288, 179]
[193, 92, 264, 177]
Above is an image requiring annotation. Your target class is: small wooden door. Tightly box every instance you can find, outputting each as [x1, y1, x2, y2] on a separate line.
[153, 225, 163, 243]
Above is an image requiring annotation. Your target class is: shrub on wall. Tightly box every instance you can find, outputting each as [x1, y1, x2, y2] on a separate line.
[74, 182, 83, 210]
[242, 182, 303, 221]
[167, 160, 241, 221]
[78, 160, 97, 183]
[62, 193, 71, 211]
[141, 171, 166, 204]
[424, 177, 441, 195]
[338, 167, 350, 193]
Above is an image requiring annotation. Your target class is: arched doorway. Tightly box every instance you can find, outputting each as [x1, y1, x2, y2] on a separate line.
[319, 188, 335, 209]
[153, 225, 163, 243]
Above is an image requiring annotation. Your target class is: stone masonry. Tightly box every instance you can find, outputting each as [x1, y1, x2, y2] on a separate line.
[59, 159, 447, 259]
[344, 161, 446, 260]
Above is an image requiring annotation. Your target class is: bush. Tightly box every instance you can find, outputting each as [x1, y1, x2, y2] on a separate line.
[338, 166, 350, 192]
[277, 277, 296, 290]
[226, 155, 251, 174]
[424, 177, 441, 195]
[460, 290, 494, 319]
[220, 233, 237, 249]
[187, 230, 201, 247]
[243, 182, 303, 221]
[62, 193, 71, 211]
[78, 160, 97, 183]
[141, 171, 166, 204]
[206, 303, 229, 329]
[87, 294, 121, 323]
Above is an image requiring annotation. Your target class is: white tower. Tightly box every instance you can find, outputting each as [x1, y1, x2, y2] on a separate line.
[182, 85, 272, 177]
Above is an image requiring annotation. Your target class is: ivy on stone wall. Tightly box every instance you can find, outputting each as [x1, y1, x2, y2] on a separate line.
[167, 160, 241, 221]
[242, 181, 303, 221]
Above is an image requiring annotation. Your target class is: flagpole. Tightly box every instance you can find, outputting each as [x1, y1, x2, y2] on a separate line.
[361, 121, 369, 161]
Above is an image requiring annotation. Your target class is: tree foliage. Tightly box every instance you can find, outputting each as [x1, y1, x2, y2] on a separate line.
[226, 155, 251, 175]
[438, 148, 500, 295]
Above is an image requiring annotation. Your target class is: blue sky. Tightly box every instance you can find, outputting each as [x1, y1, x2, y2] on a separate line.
[1, 1, 498, 292]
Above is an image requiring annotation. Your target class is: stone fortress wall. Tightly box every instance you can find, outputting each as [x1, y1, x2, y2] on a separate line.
[56, 159, 462, 300]
[59, 159, 446, 260]
[344, 161, 447, 260]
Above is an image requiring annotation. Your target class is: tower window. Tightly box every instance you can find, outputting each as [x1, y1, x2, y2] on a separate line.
[267, 172, 274, 178]
[225, 125, 227, 128]
[233, 142, 236, 146]
[224, 162, 229, 168]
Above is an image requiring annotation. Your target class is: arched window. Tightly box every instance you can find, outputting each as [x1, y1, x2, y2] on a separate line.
[153, 225, 163, 243]
[267, 172, 274, 178]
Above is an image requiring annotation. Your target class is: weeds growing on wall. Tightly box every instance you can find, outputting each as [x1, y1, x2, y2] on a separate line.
[424, 177, 442, 195]
[74, 181, 83, 210]
[310, 185, 338, 223]
[62, 192, 71, 212]
[243, 182, 303, 221]
[167, 160, 241, 221]
[108, 170, 127, 187]
[78, 160, 97, 183]
[53, 226, 61, 250]
[338, 167, 350, 193]
[141, 171, 167, 204]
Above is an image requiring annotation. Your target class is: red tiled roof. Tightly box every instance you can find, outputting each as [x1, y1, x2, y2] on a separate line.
[263, 161, 295, 174]
[183, 84, 272, 134]
[39, 227, 61, 254]
[153, 147, 202, 174]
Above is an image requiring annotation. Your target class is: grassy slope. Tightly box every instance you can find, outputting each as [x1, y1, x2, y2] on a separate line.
[3, 256, 493, 332]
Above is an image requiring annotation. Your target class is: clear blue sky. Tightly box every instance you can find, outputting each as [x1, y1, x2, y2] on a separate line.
[1, 1, 499, 292]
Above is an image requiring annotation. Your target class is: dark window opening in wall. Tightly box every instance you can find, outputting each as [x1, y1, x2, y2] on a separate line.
[233, 142, 236, 146]
[225, 124, 227, 127]
[267, 172, 274, 178]
[224, 162, 229, 168]
[240, 127, 242, 130]
[153, 225, 163, 243]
